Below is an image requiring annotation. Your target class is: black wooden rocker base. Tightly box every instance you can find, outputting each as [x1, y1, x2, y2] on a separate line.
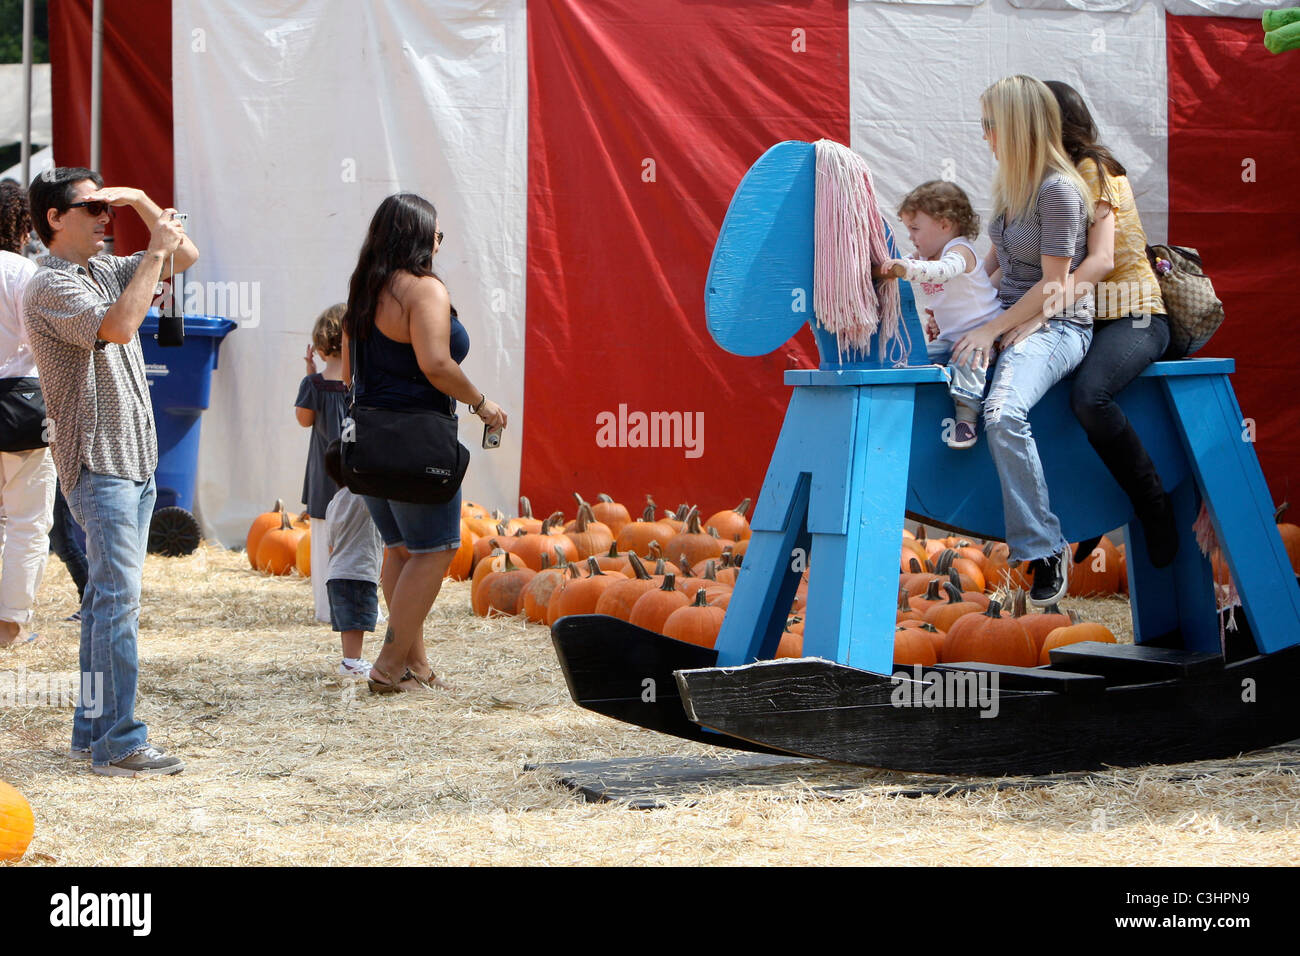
[553, 611, 1300, 776]
[550, 614, 790, 756]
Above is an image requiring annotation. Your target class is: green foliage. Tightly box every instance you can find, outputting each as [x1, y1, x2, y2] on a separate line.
[0, 0, 50, 64]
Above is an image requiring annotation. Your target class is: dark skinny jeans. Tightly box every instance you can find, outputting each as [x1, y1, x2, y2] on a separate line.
[1069, 313, 1171, 510]
[48, 483, 88, 601]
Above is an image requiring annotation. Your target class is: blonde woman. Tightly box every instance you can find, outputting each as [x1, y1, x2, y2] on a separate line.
[950, 75, 1094, 605]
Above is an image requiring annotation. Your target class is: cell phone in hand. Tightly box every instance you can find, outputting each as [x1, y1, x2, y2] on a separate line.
[482, 423, 504, 449]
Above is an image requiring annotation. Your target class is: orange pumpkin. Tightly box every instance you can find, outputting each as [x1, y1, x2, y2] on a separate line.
[941, 598, 1036, 666]
[1039, 619, 1117, 664]
[1276, 502, 1300, 573]
[446, 521, 476, 581]
[514, 496, 544, 534]
[1068, 536, 1122, 596]
[475, 554, 537, 618]
[663, 590, 727, 648]
[661, 506, 724, 567]
[548, 558, 623, 620]
[704, 498, 753, 542]
[628, 574, 690, 634]
[0, 780, 35, 862]
[519, 552, 569, 623]
[591, 493, 632, 537]
[894, 624, 938, 667]
[565, 501, 615, 560]
[922, 582, 983, 633]
[510, 512, 579, 572]
[296, 530, 312, 576]
[257, 512, 308, 575]
[246, 499, 286, 569]
[594, 553, 660, 621]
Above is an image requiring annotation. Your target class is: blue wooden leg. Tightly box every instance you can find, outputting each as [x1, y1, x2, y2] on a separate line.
[1164, 374, 1300, 653]
[1126, 478, 1218, 652]
[804, 385, 916, 673]
[714, 386, 852, 667]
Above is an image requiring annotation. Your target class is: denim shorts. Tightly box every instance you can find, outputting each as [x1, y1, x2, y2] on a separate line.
[327, 578, 379, 633]
[361, 489, 461, 554]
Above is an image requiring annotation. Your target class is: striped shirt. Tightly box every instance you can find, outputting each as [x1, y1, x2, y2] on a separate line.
[988, 173, 1093, 324]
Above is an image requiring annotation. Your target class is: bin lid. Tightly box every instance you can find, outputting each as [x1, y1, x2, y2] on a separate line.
[141, 309, 238, 338]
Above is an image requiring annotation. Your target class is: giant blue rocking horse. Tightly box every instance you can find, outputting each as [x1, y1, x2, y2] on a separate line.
[550, 141, 1300, 775]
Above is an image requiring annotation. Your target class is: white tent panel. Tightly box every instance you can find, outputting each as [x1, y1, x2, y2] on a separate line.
[851, 0, 1168, 265]
[0, 63, 51, 146]
[173, 0, 528, 546]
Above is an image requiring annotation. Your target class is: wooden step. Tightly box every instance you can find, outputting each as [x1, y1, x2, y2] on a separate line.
[1046, 642, 1223, 682]
[932, 662, 1106, 696]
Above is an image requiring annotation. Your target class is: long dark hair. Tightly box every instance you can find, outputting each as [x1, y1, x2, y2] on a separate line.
[344, 193, 441, 341]
[1045, 80, 1126, 179]
[0, 180, 32, 254]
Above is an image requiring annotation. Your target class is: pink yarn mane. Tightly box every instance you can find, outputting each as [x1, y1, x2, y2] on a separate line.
[812, 139, 906, 365]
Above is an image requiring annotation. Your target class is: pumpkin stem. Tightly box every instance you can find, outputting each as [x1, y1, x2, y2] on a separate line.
[641, 501, 657, 522]
[627, 552, 651, 580]
[540, 552, 550, 571]
[606, 541, 620, 558]
[708, 527, 722, 539]
[502, 553, 519, 573]
[278, 511, 293, 531]
[542, 511, 565, 534]
[519, 496, 535, 519]
[701, 560, 718, 581]
[683, 505, 703, 535]
[1276, 501, 1290, 523]
[678, 555, 696, 577]
[586, 557, 604, 577]
[655, 559, 668, 576]
[720, 548, 735, 569]
[660, 573, 677, 591]
[941, 581, 965, 605]
[674, 504, 690, 521]
[1012, 588, 1027, 618]
[272, 498, 284, 514]
[496, 520, 510, 536]
[983, 598, 1004, 619]
[1068, 608, 1081, 625]
[691, 589, 710, 607]
[923, 579, 942, 601]
[898, 589, 910, 612]
[907, 557, 923, 575]
[572, 491, 587, 511]
[647, 540, 662, 560]
[734, 497, 752, 517]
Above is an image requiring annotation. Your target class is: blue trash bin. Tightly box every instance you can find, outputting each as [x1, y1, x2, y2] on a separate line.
[139, 311, 238, 512]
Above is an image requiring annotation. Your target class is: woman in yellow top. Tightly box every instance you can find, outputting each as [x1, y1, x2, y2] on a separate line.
[1046, 80, 1178, 569]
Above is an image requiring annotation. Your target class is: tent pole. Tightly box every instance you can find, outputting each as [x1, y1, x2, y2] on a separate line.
[90, 0, 103, 170]
[20, 0, 32, 185]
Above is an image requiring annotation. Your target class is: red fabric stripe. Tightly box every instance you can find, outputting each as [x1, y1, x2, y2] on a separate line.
[1167, 15, 1300, 501]
[525, 0, 847, 519]
[49, 0, 173, 256]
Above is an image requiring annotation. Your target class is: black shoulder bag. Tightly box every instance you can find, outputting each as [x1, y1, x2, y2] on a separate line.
[0, 377, 48, 452]
[324, 333, 469, 504]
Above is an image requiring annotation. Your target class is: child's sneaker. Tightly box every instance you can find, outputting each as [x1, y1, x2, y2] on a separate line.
[947, 418, 979, 450]
[339, 658, 372, 679]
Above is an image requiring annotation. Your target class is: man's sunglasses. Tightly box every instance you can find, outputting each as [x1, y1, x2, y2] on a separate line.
[67, 200, 115, 217]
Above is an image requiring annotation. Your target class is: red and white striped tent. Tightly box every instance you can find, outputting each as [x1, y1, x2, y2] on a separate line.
[46, 0, 1300, 544]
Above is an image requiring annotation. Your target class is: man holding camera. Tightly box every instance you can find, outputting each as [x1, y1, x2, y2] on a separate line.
[24, 168, 198, 777]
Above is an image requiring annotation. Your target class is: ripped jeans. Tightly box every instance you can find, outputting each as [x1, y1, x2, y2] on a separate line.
[984, 320, 1092, 563]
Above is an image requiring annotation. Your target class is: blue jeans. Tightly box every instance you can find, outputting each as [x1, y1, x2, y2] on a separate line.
[927, 338, 989, 412]
[65, 469, 156, 765]
[984, 320, 1092, 563]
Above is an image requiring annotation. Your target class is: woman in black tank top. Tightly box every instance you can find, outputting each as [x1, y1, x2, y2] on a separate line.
[342, 193, 507, 695]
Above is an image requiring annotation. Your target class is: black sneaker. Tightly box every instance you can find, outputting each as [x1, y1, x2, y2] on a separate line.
[1028, 550, 1068, 607]
[92, 745, 185, 778]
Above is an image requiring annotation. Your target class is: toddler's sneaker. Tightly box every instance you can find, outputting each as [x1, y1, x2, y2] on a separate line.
[1028, 550, 1069, 607]
[947, 418, 979, 450]
[340, 657, 372, 679]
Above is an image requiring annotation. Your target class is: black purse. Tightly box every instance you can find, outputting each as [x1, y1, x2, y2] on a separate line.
[325, 334, 469, 504]
[0, 377, 48, 452]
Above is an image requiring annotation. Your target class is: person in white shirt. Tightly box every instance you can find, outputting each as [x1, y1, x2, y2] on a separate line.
[0, 180, 56, 646]
[881, 180, 1004, 449]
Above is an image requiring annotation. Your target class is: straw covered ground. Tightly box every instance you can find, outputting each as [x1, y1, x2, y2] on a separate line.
[2, 543, 1298, 866]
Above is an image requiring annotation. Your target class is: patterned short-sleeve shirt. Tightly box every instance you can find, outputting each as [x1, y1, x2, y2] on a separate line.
[22, 252, 158, 491]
